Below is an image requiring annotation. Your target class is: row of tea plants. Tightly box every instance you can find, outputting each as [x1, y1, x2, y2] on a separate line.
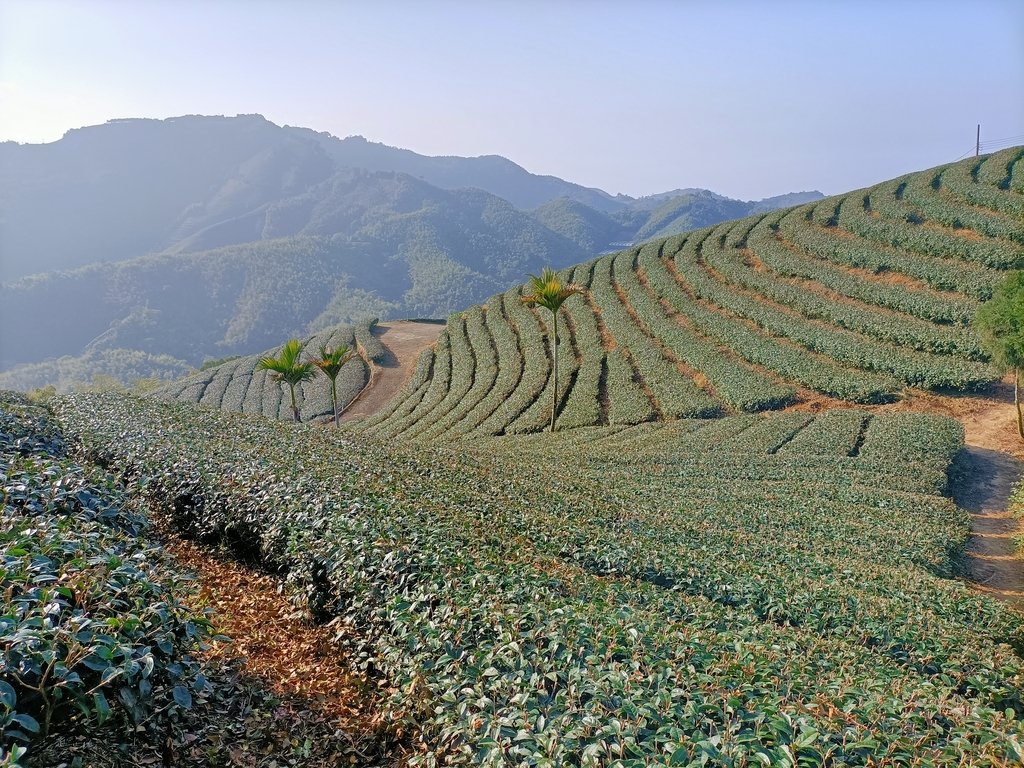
[357, 148, 1020, 440]
[0, 393, 215, 764]
[152, 321, 376, 422]
[53, 392, 1024, 765]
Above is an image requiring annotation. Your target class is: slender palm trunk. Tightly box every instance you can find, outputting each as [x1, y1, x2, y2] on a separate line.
[1016, 368, 1023, 440]
[288, 383, 300, 422]
[331, 378, 339, 428]
[550, 311, 558, 432]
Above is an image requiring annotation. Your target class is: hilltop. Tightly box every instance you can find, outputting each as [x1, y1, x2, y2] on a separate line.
[159, 147, 1024, 434]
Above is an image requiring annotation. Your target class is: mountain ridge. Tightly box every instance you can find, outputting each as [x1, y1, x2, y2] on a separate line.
[0, 114, 824, 389]
[0, 113, 823, 281]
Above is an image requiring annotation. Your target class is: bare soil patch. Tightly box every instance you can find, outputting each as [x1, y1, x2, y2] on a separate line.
[341, 321, 444, 423]
[166, 537, 408, 765]
[923, 382, 1024, 607]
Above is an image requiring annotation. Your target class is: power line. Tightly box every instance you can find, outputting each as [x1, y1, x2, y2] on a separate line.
[979, 138, 1024, 152]
[979, 133, 1024, 145]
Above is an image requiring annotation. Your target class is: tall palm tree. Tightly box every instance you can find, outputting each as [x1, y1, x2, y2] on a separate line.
[256, 339, 314, 422]
[522, 267, 584, 432]
[309, 342, 355, 427]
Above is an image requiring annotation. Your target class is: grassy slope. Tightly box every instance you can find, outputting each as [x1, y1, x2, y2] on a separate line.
[362, 147, 1024, 441]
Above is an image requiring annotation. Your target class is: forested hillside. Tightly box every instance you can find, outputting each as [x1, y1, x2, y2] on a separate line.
[0, 115, 819, 389]
[0, 180, 586, 372]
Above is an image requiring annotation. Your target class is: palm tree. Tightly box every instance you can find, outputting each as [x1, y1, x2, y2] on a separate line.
[309, 342, 355, 427]
[256, 339, 314, 422]
[522, 267, 584, 432]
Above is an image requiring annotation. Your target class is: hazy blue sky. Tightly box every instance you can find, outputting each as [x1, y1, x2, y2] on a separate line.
[1, 0, 1022, 200]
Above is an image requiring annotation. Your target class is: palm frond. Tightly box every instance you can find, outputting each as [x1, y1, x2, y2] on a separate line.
[522, 267, 584, 313]
[310, 343, 355, 380]
[256, 339, 315, 384]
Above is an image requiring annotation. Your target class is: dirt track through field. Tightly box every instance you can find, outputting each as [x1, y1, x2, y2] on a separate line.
[930, 380, 1024, 609]
[340, 321, 444, 423]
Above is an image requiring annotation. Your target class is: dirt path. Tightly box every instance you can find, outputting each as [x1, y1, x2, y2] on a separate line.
[166, 537, 407, 765]
[934, 380, 1024, 608]
[341, 321, 444, 423]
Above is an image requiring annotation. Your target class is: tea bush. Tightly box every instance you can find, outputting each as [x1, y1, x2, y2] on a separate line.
[0, 394, 214, 763]
[152, 321, 369, 422]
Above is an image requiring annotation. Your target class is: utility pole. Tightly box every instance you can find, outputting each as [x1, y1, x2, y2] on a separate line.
[976, 124, 980, 157]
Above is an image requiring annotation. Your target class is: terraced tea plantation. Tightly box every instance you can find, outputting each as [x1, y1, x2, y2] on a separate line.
[152, 319, 385, 421]
[46, 392, 1024, 766]
[360, 147, 1023, 440]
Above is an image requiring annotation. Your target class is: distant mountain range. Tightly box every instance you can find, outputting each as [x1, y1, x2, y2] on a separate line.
[0, 114, 822, 387]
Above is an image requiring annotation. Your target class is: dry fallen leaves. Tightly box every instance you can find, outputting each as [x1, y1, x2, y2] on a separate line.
[164, 537, 409, 764]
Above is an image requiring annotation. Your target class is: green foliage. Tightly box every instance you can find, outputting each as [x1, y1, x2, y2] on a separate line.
[309, 341, 356, 427]
[521, 268, 584, 431]
[200, 355, 242, 371]
[52, 393, 1024, 766]
[155, 319, 380, 428]
[521, 267, 583, 316]
[975, 271, 1024, 371]
[587, 254, 722, 418]
[353, 318, 388, 363]
[0, 393, 214, 760]
[530, 197, 633, 254]
[633, 191, 750, 242]
[750, 206, 978, 323]
[371, 152, 1020, 438]
[256, 339, 315, 422]
[24, 386, 56, 404]
[156, 323, 369, 424]
[309, 343, 355, 382]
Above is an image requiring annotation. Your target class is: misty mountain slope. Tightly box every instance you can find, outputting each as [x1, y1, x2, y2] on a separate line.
[0, 115, 334, 279]
[633, 192, 752, 242]
[1, 114, 822, 281]
[0, 113, 824, 388]
[284, 129, 625, 212]
[0, 172, 589, 370]
[0, 348, 192, 394]
[0, 240, 328, 368]
[531, 198, 636, 253]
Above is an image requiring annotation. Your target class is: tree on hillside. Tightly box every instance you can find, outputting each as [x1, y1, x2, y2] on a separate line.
[257, 339, 314, 423]
[310, 342, 356, 427]
[976, 271, 1024, 439]
[522, 267, 584, 432]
